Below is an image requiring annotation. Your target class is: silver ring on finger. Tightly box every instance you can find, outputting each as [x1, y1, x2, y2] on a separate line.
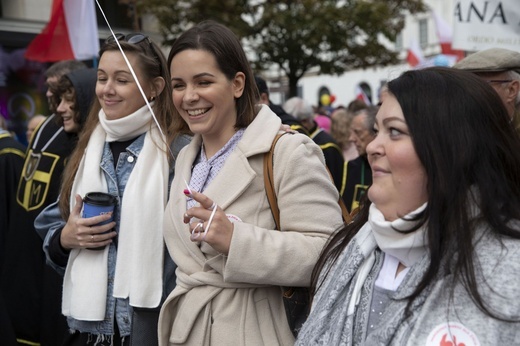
[191, 222, 203, 240]
[196, 222, 204, 232]
[207, 202, 216, 210]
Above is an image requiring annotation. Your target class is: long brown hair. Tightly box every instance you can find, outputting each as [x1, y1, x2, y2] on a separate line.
[59, 38, 183, 219]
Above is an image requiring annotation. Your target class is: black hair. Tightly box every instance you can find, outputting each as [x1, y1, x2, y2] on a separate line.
[311, 67, 520, 321]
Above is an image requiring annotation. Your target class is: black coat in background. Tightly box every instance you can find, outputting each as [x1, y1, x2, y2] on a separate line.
[1, 68, 97, 346]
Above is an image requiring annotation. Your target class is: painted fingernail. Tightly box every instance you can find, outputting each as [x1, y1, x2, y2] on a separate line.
[183, 179, 193, 195]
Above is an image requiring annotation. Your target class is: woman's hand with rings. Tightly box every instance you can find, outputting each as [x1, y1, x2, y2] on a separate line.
[183, 190, 233, 255]
[60, 194, 117, 250]
[190, 221, 205, 240]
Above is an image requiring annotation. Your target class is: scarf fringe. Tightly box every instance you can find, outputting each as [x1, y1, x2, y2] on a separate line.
[68, 329, 126, 346]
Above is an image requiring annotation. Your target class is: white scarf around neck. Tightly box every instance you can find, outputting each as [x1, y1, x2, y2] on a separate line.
[369, 203, 428, 267]
[347, 203, 428, 315]
[62, 104, 168, 320]
[98, 102, 155, 142]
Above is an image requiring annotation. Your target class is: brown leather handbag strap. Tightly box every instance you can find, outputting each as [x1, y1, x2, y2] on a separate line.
[263, 133, 287, 230]
[336, 183, 352, 224]
[263, 132, 352, 230]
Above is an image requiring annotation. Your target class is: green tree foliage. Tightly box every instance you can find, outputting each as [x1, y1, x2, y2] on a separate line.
[140, 0, 426, 97]
[138, 0, 255, 41]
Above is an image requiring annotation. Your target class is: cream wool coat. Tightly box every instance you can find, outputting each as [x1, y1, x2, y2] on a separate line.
[158, 105, 344, 346]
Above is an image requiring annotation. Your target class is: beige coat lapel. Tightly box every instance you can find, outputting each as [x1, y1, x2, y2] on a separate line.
[170, 135, 206, 264]
[199, 105, 281, 210]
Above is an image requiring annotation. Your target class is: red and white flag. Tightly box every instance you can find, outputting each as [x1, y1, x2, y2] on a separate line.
[355, 85, 371, 105]
[406, 39, 424, 67]
[25, 0, 99, 62]
[431, 11, 464, 62]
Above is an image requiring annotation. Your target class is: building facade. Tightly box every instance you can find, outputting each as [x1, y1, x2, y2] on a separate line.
[286, 0, 456, 108]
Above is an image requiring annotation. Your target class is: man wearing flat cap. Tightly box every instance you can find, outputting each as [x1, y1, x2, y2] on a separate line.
[454, 48, 520, 134]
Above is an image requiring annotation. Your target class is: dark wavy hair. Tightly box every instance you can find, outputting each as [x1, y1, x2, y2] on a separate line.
[45, 60, 87, 113]
[51, 76, 78, 127]
[167, 20, 259, 135]
[311, 67, 520, 320]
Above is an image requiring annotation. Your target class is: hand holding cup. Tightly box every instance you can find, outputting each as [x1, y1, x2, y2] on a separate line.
[60, 193, 117, 250]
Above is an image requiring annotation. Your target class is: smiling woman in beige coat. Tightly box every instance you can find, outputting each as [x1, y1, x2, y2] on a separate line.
[158, 21, 344, 346]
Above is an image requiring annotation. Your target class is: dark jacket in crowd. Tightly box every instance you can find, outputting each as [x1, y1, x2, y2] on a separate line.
[0, 68, 96, 346]
[306, 122, 345, 195]
[0, 131, 25, 256]
[343, 155, 372, 213]
[268, 103, 309, 136]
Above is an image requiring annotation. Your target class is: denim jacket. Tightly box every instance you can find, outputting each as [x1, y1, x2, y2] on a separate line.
[35, 133, 190, 337]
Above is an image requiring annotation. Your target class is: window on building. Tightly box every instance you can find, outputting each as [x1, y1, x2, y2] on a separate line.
[419, 18, 428, 49]
[359, 82, 372, 105]
[318, 86, 331, 107]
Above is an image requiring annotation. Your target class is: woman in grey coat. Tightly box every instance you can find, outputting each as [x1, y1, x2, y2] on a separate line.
[297, 67, 520, 345]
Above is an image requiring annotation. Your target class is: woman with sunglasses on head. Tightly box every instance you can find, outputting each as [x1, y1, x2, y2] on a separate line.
[295, 67, 520, 345]
[157, 21, 344, 346]
[35, 33, 190, 345]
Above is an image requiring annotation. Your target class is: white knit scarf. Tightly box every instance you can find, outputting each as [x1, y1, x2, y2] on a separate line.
[62, 104, 168, 320]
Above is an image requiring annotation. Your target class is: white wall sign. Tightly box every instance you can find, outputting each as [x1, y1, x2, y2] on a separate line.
[452, 0, 520, 51]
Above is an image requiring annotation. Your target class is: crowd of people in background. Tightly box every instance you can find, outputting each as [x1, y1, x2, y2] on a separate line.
[1, 19, 520, 346]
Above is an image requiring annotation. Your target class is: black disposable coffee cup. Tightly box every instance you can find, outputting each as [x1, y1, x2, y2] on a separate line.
[83, 192, 117, 250]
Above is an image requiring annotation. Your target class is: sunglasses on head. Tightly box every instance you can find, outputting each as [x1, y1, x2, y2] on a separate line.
[105, 32, 150, 45]
[105, 33, 162, 72]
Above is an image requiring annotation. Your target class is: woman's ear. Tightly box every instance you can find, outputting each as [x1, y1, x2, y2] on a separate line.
[151, 76, 166, 98]
[233, 72, 246, 99]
